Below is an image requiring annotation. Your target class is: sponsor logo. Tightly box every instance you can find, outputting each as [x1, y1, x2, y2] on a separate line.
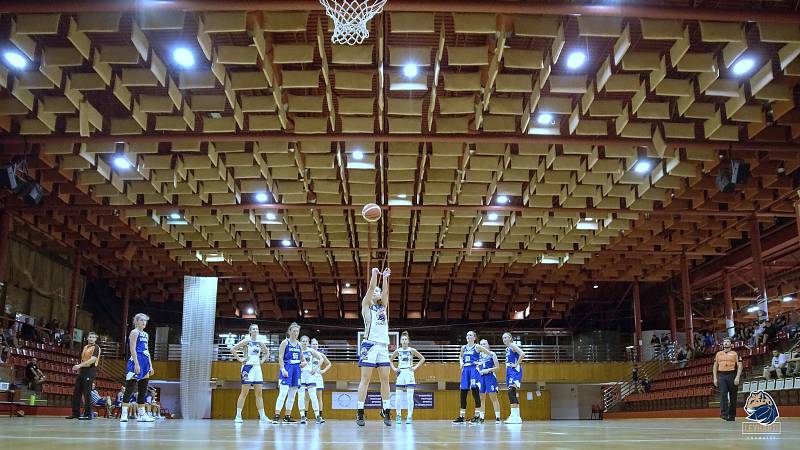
[742, 390, 781, 436]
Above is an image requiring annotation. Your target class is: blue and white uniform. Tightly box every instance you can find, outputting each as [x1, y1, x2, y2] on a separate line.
[478, 352, 498, 393]
[359, 304, 391, 367]
[460, 344, 481, 389]
[300, 349, 318, 387]
[395, 347, 416, 387]
[279, 339, 302, 387]
[125, 330, 151, 380]
[506, 346, 522, 388]
[240, 337, 264, 385]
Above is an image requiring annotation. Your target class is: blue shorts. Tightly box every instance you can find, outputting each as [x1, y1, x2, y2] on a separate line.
[126, 353, 151, 380]
[460, 365, 481, 390]
[506, 367, 522, 388]
[480, 374, 499, 394]
[279, 363, 301, 387]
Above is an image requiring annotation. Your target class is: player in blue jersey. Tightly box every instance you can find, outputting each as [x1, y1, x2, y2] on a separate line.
[389, 331, 425, 424]
[120, 313, 155, 423]
[477, 339, 501, 423]
[356, 267, 393, 427]
[453, 330, 492, 424]
[298, 335, 329, 424]
[502, 332, 526, 424]
[231, 324, 270, 423]
[273, 322, 304, 423]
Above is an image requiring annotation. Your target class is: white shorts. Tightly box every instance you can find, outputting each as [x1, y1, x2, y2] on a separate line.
[300, 370, 318, 387]
[241, 363, 263, 385]
[359, 340, 391, 367]
[313, 373, 324, 389]
[396, 368, 416, 387]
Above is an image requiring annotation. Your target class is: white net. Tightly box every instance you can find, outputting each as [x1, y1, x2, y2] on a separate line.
[319, 0, 388, 45]
[179, 276, 217, 419]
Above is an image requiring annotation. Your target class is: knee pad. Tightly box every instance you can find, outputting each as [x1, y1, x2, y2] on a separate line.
[508, 387, 518, 404]
[460, 389, 469, 408]
[471, 387, 481, 406]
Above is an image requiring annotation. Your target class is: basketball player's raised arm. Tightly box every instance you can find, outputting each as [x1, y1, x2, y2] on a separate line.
[510, 343, 525, 368]
[362, 268, 380, 310]
[411, 348, 426, 371]
[129, 329, 140, 373]
[278, 339, 288, 376]
[381, 267, 391, 310]
[389, 349, 399, 372]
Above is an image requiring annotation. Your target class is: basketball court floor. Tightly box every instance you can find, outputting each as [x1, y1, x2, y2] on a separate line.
[0, 418, 798, 449]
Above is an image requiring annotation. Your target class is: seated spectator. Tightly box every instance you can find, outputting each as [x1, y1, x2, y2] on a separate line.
[631, 365, 639, 383]
[763, 350, 788, 379]
[787, 349, 800, 377]
[0, 333, 11, 363]
[20, 318, 37, 342]
[751, 321, 766, 347]
[4, 323, 19, 348]
[642, 376, 652, 393]
[676, 346, 687, 368]
[89, 382, 113, 418]
[650, 335, 660, 355]
[144, 387, 163, 420]
[25, 357, 46, 391]
[763, 320, 779, 344]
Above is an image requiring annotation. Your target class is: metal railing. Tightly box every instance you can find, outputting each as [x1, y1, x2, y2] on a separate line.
[97, 340, 627, 363]
[602, 344, 673, 412]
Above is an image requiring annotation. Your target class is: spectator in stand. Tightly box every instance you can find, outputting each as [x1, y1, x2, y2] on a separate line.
[20, 318, 38, 342]
[642, 376, 651, 393]
[4, 323, 18, 348]
[89, 382, 113, 418]
[650, 335, 661, 358]
[713, 337, 742, 422]
[66, 331, 101, 420]
[0, 333, 11, 363]
[751, 321, 766, 347]
[676, 346, 688, 368]
[763, 319, 779, 344]
[763, 349, 788, 379]
[26, 357, 46, 391]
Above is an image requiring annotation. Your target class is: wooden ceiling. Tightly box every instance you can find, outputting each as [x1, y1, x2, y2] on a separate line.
[1, 1, 800, 323]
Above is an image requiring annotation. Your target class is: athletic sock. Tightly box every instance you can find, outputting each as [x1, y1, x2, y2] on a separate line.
[407, 389, 415, 418]
[479, 410, 485, 419]
[382, 400, 390, 410]
[121, 406, 129, 418]
[495, 411, 500, 419]
[236, 407, 242, 418]
[459, 409, 466, 418]
[357, 401, 365, 409]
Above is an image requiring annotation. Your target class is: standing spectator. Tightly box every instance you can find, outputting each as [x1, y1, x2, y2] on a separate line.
[89, 382, 113, 418]
[26, 357, 46, 391]
[704, 331, 714, 352]
[676, 346, 688, 368]
[66, 331, 101, 420]
[763, 350, 788, 379]
[0, 333, 11, 363]
[713, 337, 742, 421]
[650, 335, 661, 358]
[763, 320, 779, 344]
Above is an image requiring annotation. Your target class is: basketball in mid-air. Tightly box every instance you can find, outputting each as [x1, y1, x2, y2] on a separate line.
[362, 203, 382, 222]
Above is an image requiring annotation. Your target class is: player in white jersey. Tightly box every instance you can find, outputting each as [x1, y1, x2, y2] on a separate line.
[389, 331, 426, 424]
[307, 338, 331, 419]
[230, 324, 270, 423]
[297, 335, 329, 424]
[356, 267, 392, 427]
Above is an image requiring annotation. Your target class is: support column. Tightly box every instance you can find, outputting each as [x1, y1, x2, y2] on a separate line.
[632, 280, 642, 362]
[723, 270, 735, 337]
[750, 218, 768, 317]
[681, 252, 694, 348]
[121, 282, 130, 345]
[67, 249, 82, 336]
[667, 294, 678, 343]
[0, 211, 11, 315]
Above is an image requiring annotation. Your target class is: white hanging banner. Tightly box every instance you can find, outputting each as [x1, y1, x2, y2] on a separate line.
[180, 276, 217, 419]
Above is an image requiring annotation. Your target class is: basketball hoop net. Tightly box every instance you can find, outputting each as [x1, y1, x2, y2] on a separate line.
[318, 0, 388, 45]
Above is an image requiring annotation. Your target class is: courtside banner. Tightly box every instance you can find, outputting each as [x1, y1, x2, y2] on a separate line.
[331, 391, 434, 409]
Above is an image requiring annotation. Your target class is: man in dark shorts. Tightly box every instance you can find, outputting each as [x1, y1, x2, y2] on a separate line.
[713, 337, 742, 421]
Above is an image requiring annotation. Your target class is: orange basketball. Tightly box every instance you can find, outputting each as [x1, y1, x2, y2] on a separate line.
[362, 203, 382, 222]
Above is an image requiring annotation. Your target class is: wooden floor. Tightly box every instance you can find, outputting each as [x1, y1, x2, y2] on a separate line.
[0, 417, 798, 449]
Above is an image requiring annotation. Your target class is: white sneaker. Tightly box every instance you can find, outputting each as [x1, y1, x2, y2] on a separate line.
[234, 416, 243, 423]
[138, 414, 156, 422]
[119, 416, 128, 423]
[504, 415, 522, 424]
[259, 416, 270, 423]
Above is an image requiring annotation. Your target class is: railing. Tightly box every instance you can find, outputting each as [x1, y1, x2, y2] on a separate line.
[97, 340, 627, 363]
[602, 344, 673, 412]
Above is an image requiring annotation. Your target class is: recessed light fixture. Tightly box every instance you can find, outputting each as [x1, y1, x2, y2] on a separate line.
[247, 307, 254, 314]
[496, 195, 509, 204]
[345, 282, 351, 288]
[173, 47, 195, 68]
[255, 192, 269, 202]
[746, 305, 759, 313]
[633, 160, 652, 174]
[238, 286, 243, 291]
[281, 239, 291, 246]
[593, 284, 599, 289]
[402, 63, 418, 78]
[536, 113, 554, 125]
[474, 241, 483, 247]
[3, 50, 28, 69]
[782, 295, 794, 302]
[352, 150, 364, 160]
[566, 51, 587, 69]
[488, 213, 498, 221]
[304, 309, 309, 314]
[113, 156, 132, 170]
[266, 213, 277, 221]
[731, 57, 755, 76]
[169, 212, 181, 220]
[397, 194, 407, 199]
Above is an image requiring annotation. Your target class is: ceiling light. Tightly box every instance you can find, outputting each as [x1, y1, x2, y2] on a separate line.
[541, 256, 560, 264]
[566, 51, 587, 69]
[747, 305, 759, 313]
[113, 156, 132, 170]
[474, 241, 483, 247]
[238, 286, 243, 291]
[3, 50, 28, 69]
[488, 213, 498, 221]
[496, 195, 509, 204]
[731, 57, 755, 76]
[397, 194, 407, 199]
[255, 192, 268, 202]
[536, 113, 554, 125]
[173, 47, 195, 68]
[304, 309, 309, 314]
[352, 150, 364, 160]
[402, 63, 418, 78]
[633, 160, 652, 174]
[782, 296, 794, 302]
[593, 284, 599, 289]
[345, 282, 351, 288]
[281, 239, 291, 246]
[576, 220, 598, 230]
[266, 213, 277, 221]
[169, 212, 181, 220]
[247, 307, 254, 315]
